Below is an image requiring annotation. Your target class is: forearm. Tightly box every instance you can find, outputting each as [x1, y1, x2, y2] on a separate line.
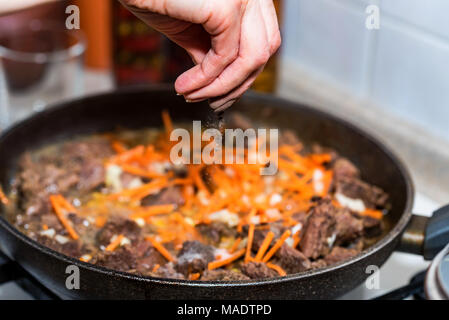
[0, 0, 57, 15]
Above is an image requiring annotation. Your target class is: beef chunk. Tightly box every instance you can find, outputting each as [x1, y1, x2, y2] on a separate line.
[280, 129, 302, 146]
[153, 262, 185, 280]
[197, 222, 237, 245]
[334, 208, 363, 245]
[324, 247, 359, 265]
[175, 241, 215, 275]
[335, 176, 388, 209]
[141, 186, 185, 207]
[201, 270, 250, 281]
[77, 158, 105, 192]
[250, 223, 288, 252]
[363, 216, 383, 238]
[134, 240, 167, 274]
[299, 199, 336, 259]
[37, 235, 83, 258]
[91, 246, 136, 272]
[96, 218, 141, 246]
[275, 244, 311, 273]
[310, 259, 327, 269]
[333, 158, 360, 180]
[241, 262, 278, 279]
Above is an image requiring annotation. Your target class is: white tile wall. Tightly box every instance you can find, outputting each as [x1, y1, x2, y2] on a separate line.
[283, 0, 370, 97]
[380, 0, 449, 40]
[282, 0, 449, 141]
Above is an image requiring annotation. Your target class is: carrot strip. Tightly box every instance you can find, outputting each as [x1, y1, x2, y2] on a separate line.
[109, 145, 144, 164]
[120, 164, 164, 179]
[229, 237, 242, 253]
[262, 230, 291, 263]
[208, 248, 246, 270]
[146, 236, 175, 262]
[54, 194, 78, 213]
[49, 195, 79, 240]
[266, 262, 287, 276]
[0, 186, 9, 205]
[131, 204, 175, 219]
[362, 209, 383, 220]
[152, 264, 161, 273]
[189, 273, 201, 280]
[245, 224, 255, 262]
[112, 141, 127, 154]
[162, 110, 173, 136]
[105, 234, 125, 252]
[254, 231, 274, 262]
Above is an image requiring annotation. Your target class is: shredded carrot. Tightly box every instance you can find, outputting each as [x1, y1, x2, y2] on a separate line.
[105, 234, 125, 252]
[189, 273, 201, 280]
[152, 264, 160, 273]
[262, 230, 291, 263]
[109, 145, 144, 164]
[146, 236, 175, 262]
[79, 256, 91, 263]
[266, 262, 287, 276]
[208, 248, 246, 270]
[0, 186, 9, 205]
[131, 204, 175, 219]
[112, 140, 127, 154]
[245, 224, 255, 262]
[229, 237, 242, 253]
[53, 194, 78, 213]
[162, 110, 174, 136]
[95, 216, 107, 228]
[120, 164, 163, 179]
[362, 209, 383, 220]
[254, 231, 274, 262]
[49, 195, 79, 240]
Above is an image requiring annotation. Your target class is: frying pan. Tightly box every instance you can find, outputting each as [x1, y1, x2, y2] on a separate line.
[0, 85, 448, 299]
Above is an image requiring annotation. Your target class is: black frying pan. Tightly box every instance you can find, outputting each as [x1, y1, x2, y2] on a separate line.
[0, 85, 448, 299]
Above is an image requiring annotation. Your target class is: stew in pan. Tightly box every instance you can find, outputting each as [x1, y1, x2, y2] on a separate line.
[2, 111, 389, 281]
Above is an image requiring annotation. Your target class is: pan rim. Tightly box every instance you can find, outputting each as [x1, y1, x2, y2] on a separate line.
[0, 86, 415, 289]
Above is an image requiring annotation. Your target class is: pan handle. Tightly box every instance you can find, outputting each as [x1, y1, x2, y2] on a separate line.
[398, 204, 449, 260]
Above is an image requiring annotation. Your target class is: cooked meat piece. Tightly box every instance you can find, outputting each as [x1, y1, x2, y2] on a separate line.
[91, 246, 136, 272]
[141, 186, 185, 207]
[299, 199, 336, 259]
[335, 176, 388, 209]
[334, 208, 363, 245]
[153, 262, 185, 279]
[363, 216, 383, 238]
[333, 158, 360, 180]
[197, 222, 237, 245]
[324, 246, 359, 265]
[96, 218, 141, 246]
[227, 112, 253, 130]
[311, 144, 338, 162]
[274, 244, 311, 273]
[77, 158, 105, 192]
[241, 262, 278, 279]
[310, 259, 327, 269]
[37, 235, 83, 258]
[175, 241, 215, 276]
[201, 269, 250, 281]
[134, 240, 167, 274]
[280, 129, 302, 146]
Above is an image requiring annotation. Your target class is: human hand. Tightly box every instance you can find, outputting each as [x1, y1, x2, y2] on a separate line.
[120, 0, 281, 111]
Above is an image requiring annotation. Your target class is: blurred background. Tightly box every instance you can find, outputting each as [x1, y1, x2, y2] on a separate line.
[0, 0, 448, 299]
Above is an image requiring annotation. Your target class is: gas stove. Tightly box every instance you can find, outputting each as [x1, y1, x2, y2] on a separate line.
[0, 193, 443, 300]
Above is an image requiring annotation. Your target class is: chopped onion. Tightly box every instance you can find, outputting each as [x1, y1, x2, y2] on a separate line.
[335, 193, 366, 212]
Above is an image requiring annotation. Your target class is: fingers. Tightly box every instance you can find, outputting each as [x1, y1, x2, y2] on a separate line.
[259, 0, 282, 55]
[174, 0, 244, 94]
[209, 66, 265, 111]
[183, 0, 270, 102]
